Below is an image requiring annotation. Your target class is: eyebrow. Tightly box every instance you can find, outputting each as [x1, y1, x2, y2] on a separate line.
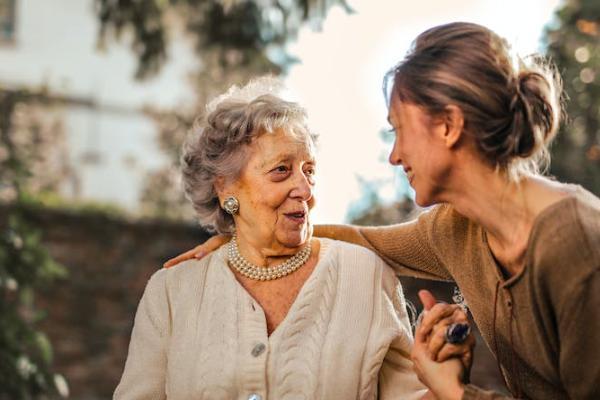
[262, 153, 316, 168]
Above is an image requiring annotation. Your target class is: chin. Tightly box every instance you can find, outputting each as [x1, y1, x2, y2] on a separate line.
[278, 225, 312, 249]
[414, 190, 436, 208]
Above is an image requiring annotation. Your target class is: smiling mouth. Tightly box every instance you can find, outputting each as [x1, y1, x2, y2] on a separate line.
[405, 169, 414, 183]
[284, 210, 307, 224]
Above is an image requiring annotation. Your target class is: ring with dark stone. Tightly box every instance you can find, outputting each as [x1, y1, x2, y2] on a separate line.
[445, 323, 471, 344]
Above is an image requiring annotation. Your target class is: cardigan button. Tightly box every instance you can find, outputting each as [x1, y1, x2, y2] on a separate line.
[251, 343, 266, 357]
[248, 394, 262, 400]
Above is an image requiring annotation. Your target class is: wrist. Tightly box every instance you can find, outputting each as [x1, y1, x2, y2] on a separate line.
[441, 382, 464, 400]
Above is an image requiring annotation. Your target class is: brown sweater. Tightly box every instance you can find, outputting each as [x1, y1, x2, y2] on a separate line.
[319, 186, 600, 399]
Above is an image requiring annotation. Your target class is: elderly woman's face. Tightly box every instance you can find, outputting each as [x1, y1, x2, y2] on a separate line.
[229, 128, 316, 249]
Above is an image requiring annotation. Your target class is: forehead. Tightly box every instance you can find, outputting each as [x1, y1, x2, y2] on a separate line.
[387, 95, 403, 125]
[388, 97, 429, 127]
[250, 128, 315, 164]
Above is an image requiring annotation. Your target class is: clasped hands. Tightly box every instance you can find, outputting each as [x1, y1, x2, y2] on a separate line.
[415, 290, 475, 400]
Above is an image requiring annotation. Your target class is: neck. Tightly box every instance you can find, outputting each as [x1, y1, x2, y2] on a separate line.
[447, 168, 533, 244]
[438, 163, 538, 274]
[234, 227, 310, 268]
[437, 161, 571, 275]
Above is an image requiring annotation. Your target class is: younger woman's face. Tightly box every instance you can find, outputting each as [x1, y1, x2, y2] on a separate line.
[387, 96, 454, 207]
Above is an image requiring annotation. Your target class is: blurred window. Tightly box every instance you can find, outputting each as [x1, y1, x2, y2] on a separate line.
[0, 0, 16, 43]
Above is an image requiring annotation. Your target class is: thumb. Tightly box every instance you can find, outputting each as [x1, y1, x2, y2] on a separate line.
[418, 290, 437, 311]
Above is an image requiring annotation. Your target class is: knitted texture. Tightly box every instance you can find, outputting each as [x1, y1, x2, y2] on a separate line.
[114, 238, 426, 400]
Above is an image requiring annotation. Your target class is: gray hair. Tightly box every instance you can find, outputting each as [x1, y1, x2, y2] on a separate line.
[181, 78, 317, 234]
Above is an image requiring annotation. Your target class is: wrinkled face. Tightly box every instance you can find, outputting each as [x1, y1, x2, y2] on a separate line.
[225, 128, 316, 249]
[387, 96, 452, 207]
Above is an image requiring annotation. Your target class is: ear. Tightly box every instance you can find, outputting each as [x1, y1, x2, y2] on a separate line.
[443, 105, 465, 149]
[214, 176, 227, 201]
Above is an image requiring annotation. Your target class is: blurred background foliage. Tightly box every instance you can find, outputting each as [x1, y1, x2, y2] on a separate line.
[546, 0, 600, 195]
[0, 89, 69, 399]
[96, 0, 352, 220]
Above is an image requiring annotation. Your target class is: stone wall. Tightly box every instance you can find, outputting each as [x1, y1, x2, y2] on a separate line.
[1, 205, 209, 399]
[1, 205, 506, 399]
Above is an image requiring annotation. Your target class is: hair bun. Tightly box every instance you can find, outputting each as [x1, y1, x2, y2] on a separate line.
[504, 66, 562, 162]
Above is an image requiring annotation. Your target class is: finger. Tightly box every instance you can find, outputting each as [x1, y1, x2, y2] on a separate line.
[461, 335, 476, 371]
[201, 235, 231, 254]
[426, 309, 471, 358]
[420, 303, 461, 337]
[437, 335, 475, 371]
[418, 290, 437, 311]
[427, 316, 456, 358]
[415, 317, 430, 344]
[443, 307, 469, 328]
[420, 391, 437, 400]
[163, 246, 203, 268]
[436, 332, 474, 362]
[416, 305, 454, 343]
[193, 251, 206, 259]
[411, 336, 429, 362]
[164, 235, 231, 267]
[436, 343, 467, 362]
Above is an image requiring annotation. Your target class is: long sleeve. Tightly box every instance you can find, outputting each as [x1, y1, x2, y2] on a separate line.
[114, 270, 170, 400]
[463, 268, 600, 400]
[461, 385, 515, 399]
[558, 269, 600, 400]
[377, 265, 428, 400]
[317, 206, 453, 281]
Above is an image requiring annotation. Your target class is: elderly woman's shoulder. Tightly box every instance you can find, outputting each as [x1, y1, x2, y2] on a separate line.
[322, 238, 388, 270]
[154, 248, 223, 286]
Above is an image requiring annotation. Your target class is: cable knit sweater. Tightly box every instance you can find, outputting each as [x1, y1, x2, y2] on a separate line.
[114, 238, 426, 400]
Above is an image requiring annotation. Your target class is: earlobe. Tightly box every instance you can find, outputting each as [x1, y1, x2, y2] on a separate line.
[444, 105, 465, 148]
[214, 176, 227, 200]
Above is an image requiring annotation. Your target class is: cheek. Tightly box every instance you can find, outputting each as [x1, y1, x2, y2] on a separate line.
[421, 148, 453, 188]
[244, 184, 288, 215]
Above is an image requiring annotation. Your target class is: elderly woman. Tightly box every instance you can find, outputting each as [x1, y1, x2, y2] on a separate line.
[114, 79, 451, 399]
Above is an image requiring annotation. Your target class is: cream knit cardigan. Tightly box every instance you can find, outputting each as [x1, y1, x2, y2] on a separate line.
[114, 238, 426, 400]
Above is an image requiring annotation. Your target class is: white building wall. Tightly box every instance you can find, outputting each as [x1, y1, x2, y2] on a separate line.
[0, 0, 197, 210]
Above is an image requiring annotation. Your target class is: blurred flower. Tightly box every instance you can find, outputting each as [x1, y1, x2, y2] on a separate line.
[53, 374, 70, 398]
[16, 356, 37, 378]
[580, 68, 595, 84]
[6, 277, 18, 291]
[574, 46, 590, 63]
[5, 229, 23, 249]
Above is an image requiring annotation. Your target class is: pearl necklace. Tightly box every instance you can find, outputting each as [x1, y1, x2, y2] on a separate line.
[227, 236, 311, 281]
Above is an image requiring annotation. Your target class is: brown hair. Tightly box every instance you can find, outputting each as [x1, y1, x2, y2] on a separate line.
[385, 22, 563, 178]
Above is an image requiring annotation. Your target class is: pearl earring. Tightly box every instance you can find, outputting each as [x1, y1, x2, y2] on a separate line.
[222, 196, 239, 215]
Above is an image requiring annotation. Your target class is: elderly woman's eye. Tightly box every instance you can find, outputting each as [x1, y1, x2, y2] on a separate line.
[273, 165, 289, 173]
[305, 167, 316, 176]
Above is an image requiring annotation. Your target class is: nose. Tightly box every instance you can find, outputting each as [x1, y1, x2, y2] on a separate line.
[290, 171, 313, 201]
[388, 139, 403, 166]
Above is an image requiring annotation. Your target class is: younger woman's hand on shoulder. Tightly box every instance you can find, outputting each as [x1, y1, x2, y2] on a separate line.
[163, 234, 231, 268]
